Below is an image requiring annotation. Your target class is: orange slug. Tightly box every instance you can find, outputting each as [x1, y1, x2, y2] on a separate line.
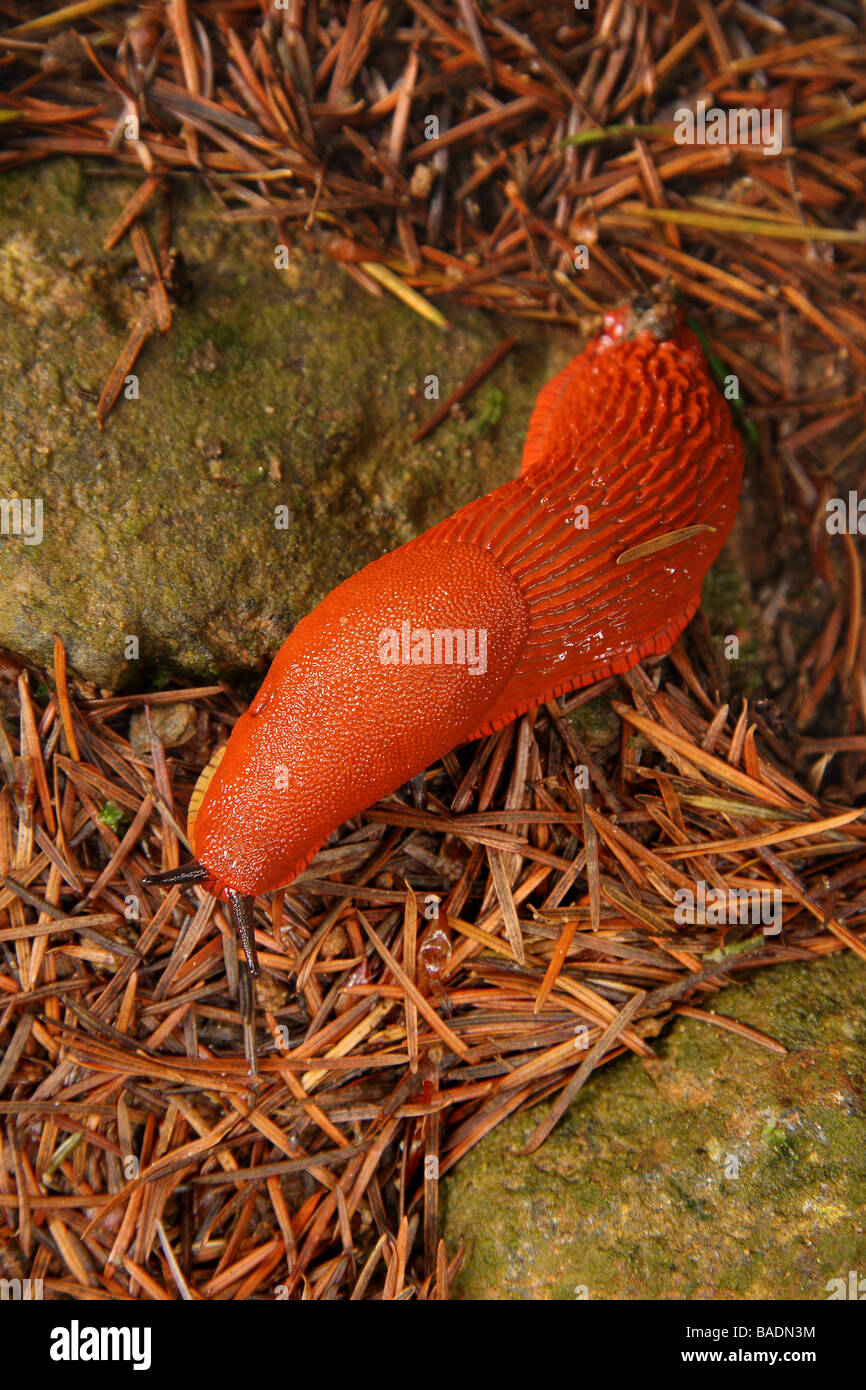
[143, 300, 744, 974]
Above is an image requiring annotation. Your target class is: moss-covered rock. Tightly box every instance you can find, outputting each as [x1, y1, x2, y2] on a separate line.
[443, 950, 866, 1299]
[0, 160, 574, 689]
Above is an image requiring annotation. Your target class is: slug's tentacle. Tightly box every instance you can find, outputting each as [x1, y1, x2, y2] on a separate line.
[227, 890, 260, 977]
[142, 860, 209, 887]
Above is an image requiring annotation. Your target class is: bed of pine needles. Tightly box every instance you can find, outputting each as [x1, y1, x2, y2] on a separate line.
[1, 0, 865, 1300]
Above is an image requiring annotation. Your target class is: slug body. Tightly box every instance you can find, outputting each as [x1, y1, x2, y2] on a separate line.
[146, 304, 744, 968]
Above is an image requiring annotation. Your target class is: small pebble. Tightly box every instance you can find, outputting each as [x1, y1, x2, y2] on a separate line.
[129, 702, 197, 753]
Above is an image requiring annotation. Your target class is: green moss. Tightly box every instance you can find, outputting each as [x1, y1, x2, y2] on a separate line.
[700, 560, 764, 692]
[98, 800, 124, 831]
[701, 560, 751, 635]
[468, 386, 506, 436]
[567, 696, 621, 749]
[444, 950, 866, 1299]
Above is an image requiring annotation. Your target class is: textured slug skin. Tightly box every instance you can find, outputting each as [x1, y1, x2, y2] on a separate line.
[192, 307, 744, 898]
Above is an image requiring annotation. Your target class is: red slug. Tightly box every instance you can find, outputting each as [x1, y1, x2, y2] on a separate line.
[143, 300, 744, 973]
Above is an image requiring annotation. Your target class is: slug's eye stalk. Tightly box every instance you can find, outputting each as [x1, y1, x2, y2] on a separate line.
[143, 863, 260, 976]
[141, 859, 209, 887]
[227, 890, 260, 977]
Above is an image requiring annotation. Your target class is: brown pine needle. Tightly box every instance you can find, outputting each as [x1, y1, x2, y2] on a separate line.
[96, 302, 156, 427]
[412, 335, 516, 441]
[656, 807, 862, 858]
[403, 880, 419, 1072]
[609, 202, 866, 242]
[534, 913, 580, 1014]
[522, 991, 647, 1153]
[673, 1006, 787, 1055]
[51, 636, 81, 762]
[103, 176, 164, 251]
[18, 674, 56, 837]
[486, 846, 526, 965]
[358, 912, 468, 1058]
[611, 701, 793, 809]
[130, 223, 172, 332]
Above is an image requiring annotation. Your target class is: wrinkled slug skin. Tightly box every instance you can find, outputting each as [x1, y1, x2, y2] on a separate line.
[192, 307, 744, 898]
[193, 543, 527, 894]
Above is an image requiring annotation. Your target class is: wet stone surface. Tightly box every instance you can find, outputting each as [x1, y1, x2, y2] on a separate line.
[443, 950, 866, 1300]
